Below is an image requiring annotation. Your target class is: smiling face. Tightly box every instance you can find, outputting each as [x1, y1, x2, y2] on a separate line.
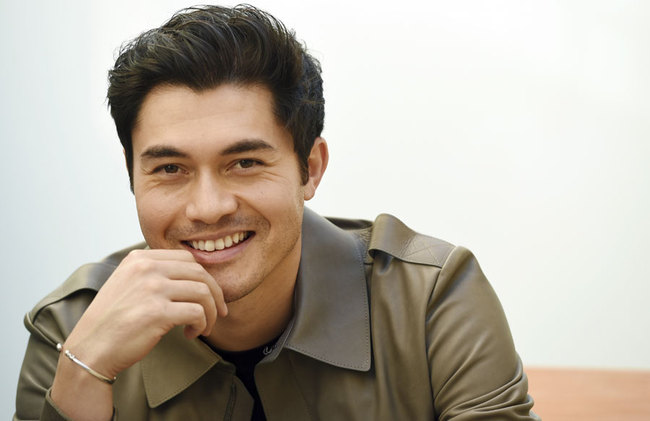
[132, 83, 325, 304]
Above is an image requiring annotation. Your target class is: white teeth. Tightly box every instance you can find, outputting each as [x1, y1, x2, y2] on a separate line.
[189, 232, 248, 251]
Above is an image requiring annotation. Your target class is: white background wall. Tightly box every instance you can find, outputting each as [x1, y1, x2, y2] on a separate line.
[2, 0, 649, 417]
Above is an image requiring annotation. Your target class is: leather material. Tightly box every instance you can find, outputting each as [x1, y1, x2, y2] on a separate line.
[14, 208, 539, 420]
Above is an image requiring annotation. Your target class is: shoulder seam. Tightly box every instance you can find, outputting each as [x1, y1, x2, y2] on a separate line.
[28, 260, 119, 322]
[368, 213, 455, 267]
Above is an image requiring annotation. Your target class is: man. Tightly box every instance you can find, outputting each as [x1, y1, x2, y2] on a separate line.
[15, 5, 539, 420]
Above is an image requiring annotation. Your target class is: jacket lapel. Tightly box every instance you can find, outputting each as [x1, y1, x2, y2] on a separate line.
[141, 326, 224, 408]
[284, 208, 372, 372]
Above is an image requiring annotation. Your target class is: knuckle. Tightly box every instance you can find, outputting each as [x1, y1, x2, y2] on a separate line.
[141, 278, 163, 294]
[126, 249, 145, 260]
[189, 304, 204, 319]
[131, 259, 154, 274]
[190, 263, 209, 279]
[196, 282, 211, 297]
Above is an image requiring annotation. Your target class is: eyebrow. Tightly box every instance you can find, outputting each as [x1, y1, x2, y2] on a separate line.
[140, 145, 188, 160]
[221, 139, 276, 155]
[139, 139, 276, 161]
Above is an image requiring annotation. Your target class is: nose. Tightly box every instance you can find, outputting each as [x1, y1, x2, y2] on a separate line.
[185, 172, 238, 224]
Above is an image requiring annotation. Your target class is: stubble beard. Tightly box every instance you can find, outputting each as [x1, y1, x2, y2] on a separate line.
[205, 222, 302, 304]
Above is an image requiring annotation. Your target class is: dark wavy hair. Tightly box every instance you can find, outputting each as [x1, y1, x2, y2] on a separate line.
[107, 4, 324, 188]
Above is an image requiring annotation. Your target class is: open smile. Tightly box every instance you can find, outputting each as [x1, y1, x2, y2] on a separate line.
[185, 231, 252, 252]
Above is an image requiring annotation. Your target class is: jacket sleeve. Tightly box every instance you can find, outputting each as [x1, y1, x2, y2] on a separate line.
[15, 301, 119, 421]
[14, 278, 120, 420]
[14, 313, 72, 421]
[426, 246, 540, 420]
[14, 254, 131, 420]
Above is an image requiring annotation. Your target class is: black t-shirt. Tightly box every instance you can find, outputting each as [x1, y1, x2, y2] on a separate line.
[218, 339, 278, 421]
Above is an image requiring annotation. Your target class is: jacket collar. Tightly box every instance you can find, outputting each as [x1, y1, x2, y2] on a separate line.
[141, 325, 223, 408]
[141, 207, 371, 407]
[284, 207, 371, 371]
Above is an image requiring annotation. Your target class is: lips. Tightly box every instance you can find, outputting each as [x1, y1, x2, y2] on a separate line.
[187, 231, 250, 252]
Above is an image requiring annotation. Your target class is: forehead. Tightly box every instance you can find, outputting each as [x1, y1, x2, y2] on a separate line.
[132, 83, 290, 156]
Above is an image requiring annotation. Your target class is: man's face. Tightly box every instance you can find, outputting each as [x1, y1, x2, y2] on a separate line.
[131, 84, 318, 303]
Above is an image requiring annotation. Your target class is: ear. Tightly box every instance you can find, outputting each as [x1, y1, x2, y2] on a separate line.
[303, 137, 329, 201]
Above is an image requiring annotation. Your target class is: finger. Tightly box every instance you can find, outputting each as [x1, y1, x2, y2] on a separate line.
[122, 249, 228, 319]
[183, 325, 202, 340]
[153, 260, 214, 282]
[206, 276, 228, 318]
[163, 280, 217, 336]
[165, 302, 207, 339]
[153, 261, 228, 318]
[125, 248, 197, 263]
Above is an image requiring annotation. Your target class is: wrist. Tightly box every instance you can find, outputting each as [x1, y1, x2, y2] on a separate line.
[51, 351, 114, 421]
[57, 343, 117, 385]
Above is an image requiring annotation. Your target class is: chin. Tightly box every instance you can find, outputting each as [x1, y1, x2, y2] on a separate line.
[212, 274, 261, 304]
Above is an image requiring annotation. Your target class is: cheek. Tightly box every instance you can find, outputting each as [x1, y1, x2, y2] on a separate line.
[135, 190, 181, 241]
[245, 179, 304, 214]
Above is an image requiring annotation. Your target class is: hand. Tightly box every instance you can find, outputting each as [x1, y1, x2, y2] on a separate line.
[61, 249, 228, 378]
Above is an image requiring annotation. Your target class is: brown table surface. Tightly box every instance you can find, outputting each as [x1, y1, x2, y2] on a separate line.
[526, 367, 650, 421]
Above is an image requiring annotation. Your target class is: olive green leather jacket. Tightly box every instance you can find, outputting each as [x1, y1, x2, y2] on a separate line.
[15, 209, 539, 420]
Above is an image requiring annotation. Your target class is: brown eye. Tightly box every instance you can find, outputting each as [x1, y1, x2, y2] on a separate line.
[162, 164, 179, 173]
[237, 159, 256, 169]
